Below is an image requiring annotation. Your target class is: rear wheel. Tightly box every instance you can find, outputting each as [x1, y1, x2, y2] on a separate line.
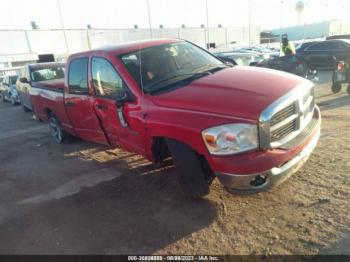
[166, 139, 214, 198]
[347, 84, 350, 95]
[49, 115, 66, 144]
[10, 95, 16, 105]
[22, 104, 30, 112]
[331, 82, 342, 93]
[2, 93, 6, 102]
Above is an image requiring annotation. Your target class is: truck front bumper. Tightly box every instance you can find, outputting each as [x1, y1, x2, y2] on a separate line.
[215, 107, 321, 194]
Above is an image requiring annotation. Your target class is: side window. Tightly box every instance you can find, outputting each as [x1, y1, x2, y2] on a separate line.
[91, 57, 124, 97]
[68, 57, 89, 94]
[307, 41, 339, 51]
[336, 42, 348, 51]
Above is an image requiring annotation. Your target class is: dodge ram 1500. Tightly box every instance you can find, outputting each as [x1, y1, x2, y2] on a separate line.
[31, 39, 321, 197]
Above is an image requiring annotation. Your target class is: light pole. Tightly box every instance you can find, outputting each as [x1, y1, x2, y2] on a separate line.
[57, 0, 69, 54]
[206, 0, 209, 49]
[248, 0, 252, 46]
[146, 0, 153, 39]
[279, 0, 284, 29]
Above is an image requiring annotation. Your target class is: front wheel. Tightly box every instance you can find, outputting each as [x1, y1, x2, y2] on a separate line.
[331, 82, 342, 94]
[167, 139, 214, 198]
[49, 115, 66, 144]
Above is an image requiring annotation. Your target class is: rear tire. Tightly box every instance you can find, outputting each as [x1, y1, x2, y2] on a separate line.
[166, 139, 213, 198]
[49, 114, 66, 144]
[331, 82, 342, 94]
[23, 105, 30, 112]
[10, 96, 16, 106]
[347, 84, 350, 95]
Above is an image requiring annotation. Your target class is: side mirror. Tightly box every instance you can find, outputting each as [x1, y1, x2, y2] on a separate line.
[20, 77, 29, 83]
[115, 89, 134, 108]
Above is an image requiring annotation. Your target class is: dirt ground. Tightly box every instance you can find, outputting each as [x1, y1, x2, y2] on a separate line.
[0, 71, 349, 255]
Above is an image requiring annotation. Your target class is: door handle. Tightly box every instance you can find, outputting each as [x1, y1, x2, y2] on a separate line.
[96, 104, 108, 111]
[65, 101, 76, 107]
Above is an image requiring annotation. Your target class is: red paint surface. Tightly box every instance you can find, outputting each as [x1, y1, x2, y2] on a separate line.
[31, 39, 319, 175]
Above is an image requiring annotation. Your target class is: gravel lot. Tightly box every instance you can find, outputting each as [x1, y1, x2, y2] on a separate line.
[0, 71, 349, 255]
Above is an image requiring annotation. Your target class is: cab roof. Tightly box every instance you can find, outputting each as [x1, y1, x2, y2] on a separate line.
[69, 38, 182, 59]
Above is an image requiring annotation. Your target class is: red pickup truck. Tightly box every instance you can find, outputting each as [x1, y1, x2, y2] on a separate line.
[31, 39, 321, 197]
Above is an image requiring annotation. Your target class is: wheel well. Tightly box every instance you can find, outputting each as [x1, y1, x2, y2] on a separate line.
[152, 137, 170, 163]
[44, 108, 53, 118]
[152, 137, 213, 172]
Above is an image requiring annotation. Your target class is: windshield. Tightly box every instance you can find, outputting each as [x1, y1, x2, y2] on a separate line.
[119, 41, 225, 94]
[30, 66, 65, 82]
[9, 76, 18, 85]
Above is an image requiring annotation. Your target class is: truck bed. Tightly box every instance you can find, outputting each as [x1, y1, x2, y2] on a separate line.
[30, 79, 71, 128]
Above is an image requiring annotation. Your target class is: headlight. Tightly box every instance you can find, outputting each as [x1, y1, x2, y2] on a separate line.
[202, 123, 258, 155]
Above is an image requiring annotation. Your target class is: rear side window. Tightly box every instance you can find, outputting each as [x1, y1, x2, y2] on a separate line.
[91, 57, 125, 98]
[68, 58, 88, 94]
[307, 41, 337, 51]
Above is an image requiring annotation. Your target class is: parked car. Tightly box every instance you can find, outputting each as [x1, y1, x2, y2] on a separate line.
[298, 39, 350, 69]
[17, 62, 65, 112]
[214, 51, 264, 66]
[254, 54, 318, 80]
[0, 75, 20, 105]
[31, 39, 321, 198]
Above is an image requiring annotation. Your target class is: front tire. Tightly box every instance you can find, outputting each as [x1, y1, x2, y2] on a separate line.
[49, 115, 66, 144]
[166, 139, 213, 198]
[331, 82, 342, 94]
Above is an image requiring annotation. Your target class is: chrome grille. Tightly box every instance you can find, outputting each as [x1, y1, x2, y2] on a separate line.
[270, 103, 296, 126]
[259, 83, 315, 149]
[271, 119, 297, 142]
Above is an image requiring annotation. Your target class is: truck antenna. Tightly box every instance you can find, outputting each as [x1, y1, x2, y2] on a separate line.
[139, 44, 144, 104]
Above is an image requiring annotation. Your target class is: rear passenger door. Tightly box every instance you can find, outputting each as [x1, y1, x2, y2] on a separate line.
[65, 57, 108, 144]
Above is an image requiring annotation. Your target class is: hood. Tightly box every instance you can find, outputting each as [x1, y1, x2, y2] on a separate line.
[151, 66, 307, 120]
[32, 79, 65, 91]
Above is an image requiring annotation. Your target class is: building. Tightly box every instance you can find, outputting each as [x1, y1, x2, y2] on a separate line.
[271, 20, 350, 41]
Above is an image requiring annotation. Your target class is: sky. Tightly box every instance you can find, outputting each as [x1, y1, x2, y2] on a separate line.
[0, 0, 349, 31]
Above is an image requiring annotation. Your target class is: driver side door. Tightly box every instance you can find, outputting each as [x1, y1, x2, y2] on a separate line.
[90, 56, 146, 154]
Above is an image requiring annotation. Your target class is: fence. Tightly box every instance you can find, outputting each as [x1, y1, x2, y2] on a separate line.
[0, 26, 260, 57]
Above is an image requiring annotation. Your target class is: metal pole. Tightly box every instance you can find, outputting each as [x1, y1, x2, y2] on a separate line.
[57, 0, 69, 54]
[206, 0, 209, 49]
[248, 0, 252, 46]
[86, 30, 91, 50]
[24, 30, 32, 53]
[146, 0, 153, 39]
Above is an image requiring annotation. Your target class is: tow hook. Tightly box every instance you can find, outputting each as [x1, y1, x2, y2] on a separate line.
[250, 175, 268, 187]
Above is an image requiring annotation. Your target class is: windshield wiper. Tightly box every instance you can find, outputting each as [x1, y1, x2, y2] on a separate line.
[148, 71, 211, 95]
[146, 64, 227, 95]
